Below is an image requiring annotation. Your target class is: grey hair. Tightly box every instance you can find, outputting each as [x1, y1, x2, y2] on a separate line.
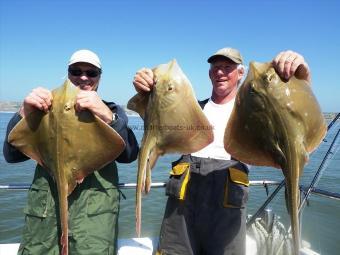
[237, 64, 246, 86]
[237, 64, 245, 71]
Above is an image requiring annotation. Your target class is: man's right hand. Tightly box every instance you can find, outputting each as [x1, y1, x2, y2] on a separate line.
[133, 68, 155, 93]
[19, 87, 52, 118]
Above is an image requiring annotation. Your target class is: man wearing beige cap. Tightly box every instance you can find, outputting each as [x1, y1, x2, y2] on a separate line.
[132, 48, 310, 255]
[4, 49, 139, 254]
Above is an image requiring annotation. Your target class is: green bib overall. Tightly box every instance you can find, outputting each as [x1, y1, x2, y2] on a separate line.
[18, 162, 120, 255]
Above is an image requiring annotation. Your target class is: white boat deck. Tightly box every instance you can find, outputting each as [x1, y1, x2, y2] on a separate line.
[0, 236, 319, 255]
[0, 237, 253, 255]
[1, 239, 157, 255]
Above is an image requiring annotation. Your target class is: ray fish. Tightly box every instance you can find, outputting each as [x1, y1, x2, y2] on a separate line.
[8, 80, 126, 255]
[128, 59, 214, 237]
[224, 62, 327, 255]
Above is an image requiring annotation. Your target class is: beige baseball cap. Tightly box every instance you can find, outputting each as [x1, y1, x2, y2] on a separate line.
[68, 49, 102, 69]
[207, 47, 243, 64]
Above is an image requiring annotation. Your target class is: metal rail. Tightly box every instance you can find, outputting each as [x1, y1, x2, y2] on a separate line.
[2, 180, 339, 202]
[299, 113, 340, 212]
[246, 180, 285, 228]
[300, 127, 340, 210]
[247, 113, 340, 229]
[300, 185, 340, 201]
[326, 113, 340, 131]
[0, 180, 282, 190]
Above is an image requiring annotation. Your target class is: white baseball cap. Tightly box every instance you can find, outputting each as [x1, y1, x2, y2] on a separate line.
[68, 49, 102, 69]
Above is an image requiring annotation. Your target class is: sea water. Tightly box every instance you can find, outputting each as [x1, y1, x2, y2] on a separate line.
[0, 112, 339, 254]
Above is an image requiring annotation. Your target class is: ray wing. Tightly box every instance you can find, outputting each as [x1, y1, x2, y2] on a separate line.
[8, 80, 126, 255]
[224, 62, 326, 255]
[129, 59, 214, 237]
[9, 80, 126, 191]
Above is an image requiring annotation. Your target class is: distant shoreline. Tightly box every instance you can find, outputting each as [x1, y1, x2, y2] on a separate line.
[0, 110, 140, 117]
[0, 102, 139, 117]
[0, 111, 16, 114]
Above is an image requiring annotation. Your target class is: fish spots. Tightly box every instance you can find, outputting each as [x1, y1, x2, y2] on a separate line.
[267, 120, 272, 127]
[286, 102, 295, 112]
[250, 82, 256, 94]
[64, 104, 71, 111]
[274, 95, 281, 100]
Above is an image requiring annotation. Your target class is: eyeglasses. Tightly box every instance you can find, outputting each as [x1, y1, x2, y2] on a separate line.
[68, 68, 101, 78]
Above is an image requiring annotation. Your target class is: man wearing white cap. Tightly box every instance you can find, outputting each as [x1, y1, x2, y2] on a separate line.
[132, 48, 311, 255]
[4, 49, 139, 254]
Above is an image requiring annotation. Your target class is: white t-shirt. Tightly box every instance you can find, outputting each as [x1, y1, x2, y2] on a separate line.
[191, 98, 234, 160]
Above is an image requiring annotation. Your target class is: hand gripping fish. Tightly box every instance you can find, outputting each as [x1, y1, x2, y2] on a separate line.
[8, 80, 126, 255]
[128, 60, 214, 237]
[224, 62, 327, 255]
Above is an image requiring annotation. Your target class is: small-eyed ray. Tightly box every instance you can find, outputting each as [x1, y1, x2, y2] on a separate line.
[224, 62, 327, 255]
[8, 80, 126, 255]
[128, 60, 214, 237]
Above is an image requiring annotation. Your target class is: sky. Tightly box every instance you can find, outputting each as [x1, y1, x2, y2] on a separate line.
[0, 0, 339, 112]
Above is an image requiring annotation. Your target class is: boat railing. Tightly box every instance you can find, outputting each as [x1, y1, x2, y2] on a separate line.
[1, 180, 340, 200]
[0, 180, 281, 190]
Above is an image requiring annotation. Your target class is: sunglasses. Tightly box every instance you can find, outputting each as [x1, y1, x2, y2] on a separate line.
[68, 68, 101, 78]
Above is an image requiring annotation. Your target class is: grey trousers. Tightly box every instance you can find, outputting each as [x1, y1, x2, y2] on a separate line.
[157, 155, 249, 255]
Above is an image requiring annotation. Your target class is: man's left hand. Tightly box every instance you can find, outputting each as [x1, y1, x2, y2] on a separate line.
[272, 50, 311, 82]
